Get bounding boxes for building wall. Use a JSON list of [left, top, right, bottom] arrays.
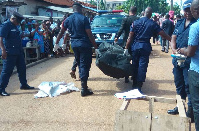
[[1, 0, 95, 18], [106, 1, 125, 10], [15, 0, 50, 15], [38, 8, 65, 17]]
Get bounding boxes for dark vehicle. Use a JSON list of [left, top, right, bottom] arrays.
[[91, 10, 126, 47]]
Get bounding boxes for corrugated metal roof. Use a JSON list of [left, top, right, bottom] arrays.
[[46, 6, 73, 13], [42, 0, 96, 8]]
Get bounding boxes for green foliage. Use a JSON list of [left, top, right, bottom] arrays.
[[173, 3, 181, 14], [99, 0, 106, 10], [89, 0, 106, 10], [89, 0, 97, 6], [115, 0, 180, 15]]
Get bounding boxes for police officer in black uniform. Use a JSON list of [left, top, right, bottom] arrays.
[[115, 6, 139, 83], [54, 3, 100, 97], [0, 12, 34, 96], [124, 7, 171, 93], [115, 6, 139, 47]]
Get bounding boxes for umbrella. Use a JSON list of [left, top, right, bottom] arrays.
[[96, 42, 133, 79]]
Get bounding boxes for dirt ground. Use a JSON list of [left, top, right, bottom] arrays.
[[0, 43, 195, 131]]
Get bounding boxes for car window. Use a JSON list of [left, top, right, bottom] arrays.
[[91, 15, 124, 28]]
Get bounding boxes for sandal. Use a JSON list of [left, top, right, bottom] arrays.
[[76, 78, 81, 81]]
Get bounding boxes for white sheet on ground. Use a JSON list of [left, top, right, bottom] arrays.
[[114, 89, 146, 99], [34, 82, 79, 98]]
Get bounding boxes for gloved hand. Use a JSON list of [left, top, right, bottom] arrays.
[[61, 44, 67, 50], [53, 44, 60, 52], [95, 49, 101, 57], [123, 49, 129, 56]]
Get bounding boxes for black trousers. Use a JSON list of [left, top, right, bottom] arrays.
[[188, 70, 199, 131]]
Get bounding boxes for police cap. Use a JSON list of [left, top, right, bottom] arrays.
[[13, 11, 24, 22], [183, 0, 193, 10], [73, 2, 82, 8]]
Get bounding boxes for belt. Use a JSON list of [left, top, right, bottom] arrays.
[[135, 39, 150, 43]]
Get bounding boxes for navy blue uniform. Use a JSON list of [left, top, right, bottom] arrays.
[[63, 12, 92, 81], [0, 20, 27, 92], [172, 18, 196, 107], [130, 17, 161, 82]]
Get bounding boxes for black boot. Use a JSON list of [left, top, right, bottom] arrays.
[[125, 77, 129, 83], [186, 106, 194, 123], [132, 77, 137, 89], [167, 106, 179, 115], [137, 81, 143, 93], [81, 81, 93, 97]]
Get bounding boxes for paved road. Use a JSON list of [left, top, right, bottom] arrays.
[[0, 45, 195, 131]]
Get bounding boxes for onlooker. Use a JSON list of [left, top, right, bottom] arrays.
[[0, 12, 6, 24], [115, 6, 139, 83], [52, 20, 63, 58], [27, 22, 33, 40], [124, 7, 171, 93], [31, 20, 45, 58], [176, 14, 181, 21], [174, 14, 182, 25], [152, 15, 160, 45], [161, 14, 174, 53], [42, 21, 51, 57], [49, 17, 56, 30], [54, 2, 100, 97], [168, 0, 196, 122], [20, 20, 29, 47], [140, 11, 145, 17], [159, 13, 165, 47], [0, 12, 34, 96], [178, 0, 199, 130]]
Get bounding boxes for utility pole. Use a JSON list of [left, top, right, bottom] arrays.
[[180, 0, 182, 10], [170, 0, 173, 10], [97, 0, 99, 11]]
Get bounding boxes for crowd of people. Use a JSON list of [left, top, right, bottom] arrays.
[[0, 0, 199, 130], [20, 16, 71, 59], [0, 13, 74, 61]]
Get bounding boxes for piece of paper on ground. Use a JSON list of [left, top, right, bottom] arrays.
[[114, 89, 146, 99]]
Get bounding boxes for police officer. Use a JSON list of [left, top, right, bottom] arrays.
[[124, 7, 171, 93], [167, 0, 196, 121], [0, 12, 34, 96], [115, 6, 139, 48], [54, 2, 100, 97], [115, 6, 139, 83]]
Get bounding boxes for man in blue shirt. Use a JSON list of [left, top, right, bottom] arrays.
[[178, 0, 199, 130], [168, 0, 196, 121], [124, 7, 171, 93], [54, 3, 99, 97], [0, 12, 34, 96]]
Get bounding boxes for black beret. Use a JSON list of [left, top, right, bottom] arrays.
[[13, 11, 24, 21], [73, 2, 82, 7]]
